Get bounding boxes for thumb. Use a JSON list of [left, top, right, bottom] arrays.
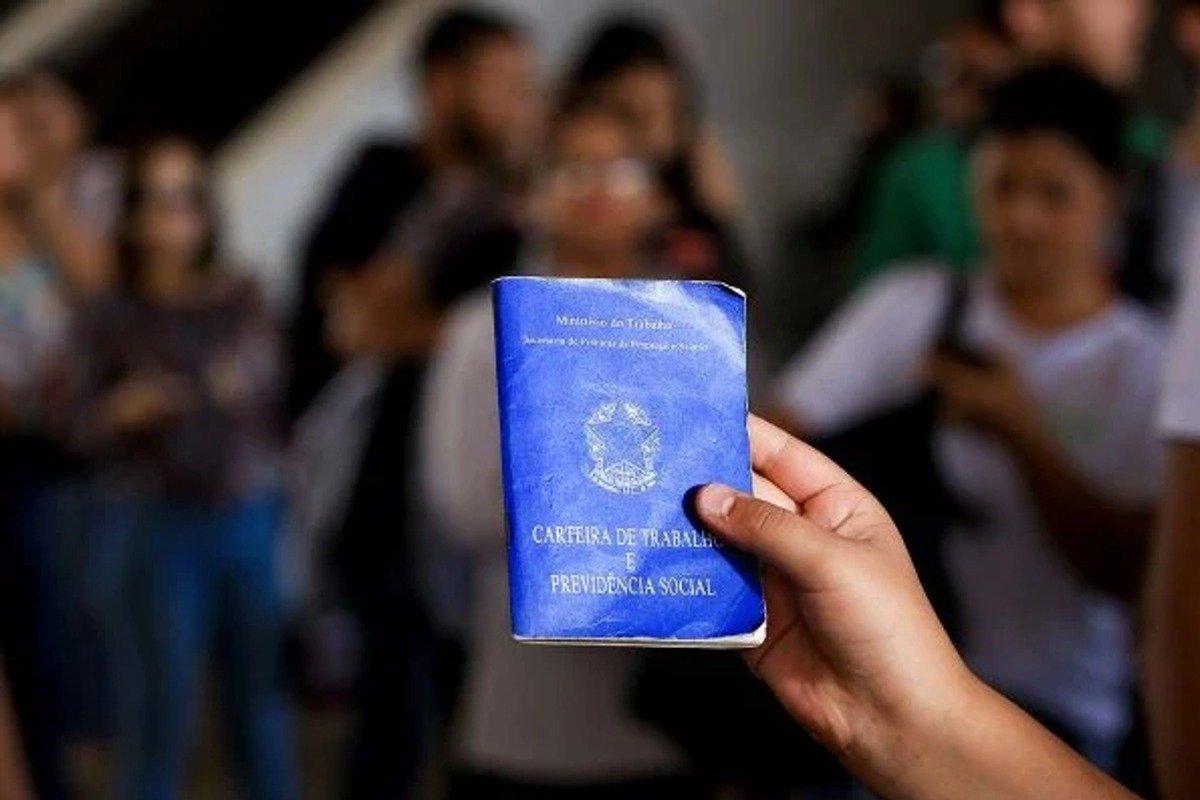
[[696, 483, 842, 591]]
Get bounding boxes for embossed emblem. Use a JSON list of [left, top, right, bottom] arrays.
[[584, 401, 661, 494]]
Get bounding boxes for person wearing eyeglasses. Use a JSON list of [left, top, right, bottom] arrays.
[[418, 100, 697, 799], [74, 136, 294, 800]]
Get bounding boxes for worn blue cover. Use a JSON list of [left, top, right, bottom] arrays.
[[493, 276, 764, 647]]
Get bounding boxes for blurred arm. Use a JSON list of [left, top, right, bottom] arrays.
[[0, 661, 33, 800], [690, 130, 744, 221], [420, 298, 505, 550], [26, 180, 114, 296], [1003, 420, 1153, 601], [325, 256, 443, 362], [206, 280, 282, 425], [771, 269, 943, 435], [1146, 442, 1200, 799], [930, 354, 1156, 601]]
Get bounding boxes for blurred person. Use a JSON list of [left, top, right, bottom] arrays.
[[853, 15, 1013, 282], [562, 17, 746, 284], [420, 100, 698, 799], [288, 6, 536, 421], [75, 136, 294, 800], [287, 9, 537, 799], [1146, 7, 1200, 780], [1001, 0, 1175, 306], [1158, 0, 1200, 292], [1146, 225, 1200, 799], [773, 66, 1163, 769], [0, 77, 77, 800], [1003, 0, 1153, 90], [856, 0, 1171, 294], [15, 70, 115, 296], [687, 417, 1139, 800]]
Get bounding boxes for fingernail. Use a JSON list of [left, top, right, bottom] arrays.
[[697, 484, 737, 519]]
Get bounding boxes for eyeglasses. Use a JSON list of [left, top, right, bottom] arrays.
[[546, 157, 652, 196]]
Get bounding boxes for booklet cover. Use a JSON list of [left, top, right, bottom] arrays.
[[492, 276, 765, 648]]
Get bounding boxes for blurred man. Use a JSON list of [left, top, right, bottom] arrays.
[[288, 7, 536, 419], [287, 8, 539, 800], [420, 100, 695, 799], [776, 65, 1164, 770]]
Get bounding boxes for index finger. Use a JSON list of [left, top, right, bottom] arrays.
[[747, 414, 860, 507]]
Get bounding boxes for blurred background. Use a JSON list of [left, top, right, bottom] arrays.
[[0, 0, 1195, 798]]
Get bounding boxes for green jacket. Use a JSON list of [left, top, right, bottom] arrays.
[[852, 116, 1169, 286]]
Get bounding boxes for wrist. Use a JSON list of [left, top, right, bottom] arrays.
[[846, 661, 990, 798]]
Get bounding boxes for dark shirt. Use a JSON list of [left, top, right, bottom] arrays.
[[76, 275, 280, 504], [287, 141, 430, 423], [292, 138, 521, 602]]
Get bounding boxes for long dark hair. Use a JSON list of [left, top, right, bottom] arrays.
[[117, 134, 218, 295]]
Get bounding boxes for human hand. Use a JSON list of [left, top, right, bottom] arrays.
[[325, 259, 439, 359], [102, 375, 190, 434], [695, 416, 977, 781], [206, 355, 247, 408], [928, 353, 1041, 440]]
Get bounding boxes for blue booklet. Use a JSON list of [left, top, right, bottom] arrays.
[[493, 276, 765, 647]]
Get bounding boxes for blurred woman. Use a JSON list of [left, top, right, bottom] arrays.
[[76, 136, 294, 800], [562, 17, 746, 284]]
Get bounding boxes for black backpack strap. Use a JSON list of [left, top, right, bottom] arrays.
[[1118, 156, 1168, 306], [934, 272, 972, 352]]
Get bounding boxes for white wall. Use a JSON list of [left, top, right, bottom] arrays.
[[215, 0, 969, 310]]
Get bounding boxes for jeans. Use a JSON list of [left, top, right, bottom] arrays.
[[110, 492, 297, 800]]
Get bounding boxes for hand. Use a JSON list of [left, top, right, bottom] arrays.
[[696, 416, 975, 774], [206, 356, 246, 408], [102, 375, 190, 434], [325, 259, 440, 359], [928, 354, 1041, 440], [696, 416, 1135, 800]]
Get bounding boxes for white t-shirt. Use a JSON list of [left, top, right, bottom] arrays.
[[419, 291, 685, 782], [1162, 234, 1200, 440], [775, 266, 1166, 744]]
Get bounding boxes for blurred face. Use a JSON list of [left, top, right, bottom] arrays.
[[596, 65, 687, 163], [19, 74, 86, 167], [974, 131, 1115, 291], [924, 26, 1014, 128], [433, 36, 540, 171], [1176, 4, 1200, 65], [1067, 0, 1153, 87], [0, 101, 30, 193], [541, 112, 662, 261], [1004, 0, 1152, 87], [130, 142, 211, 271]]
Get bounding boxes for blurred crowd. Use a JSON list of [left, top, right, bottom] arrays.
[[0, 0, 1199, 798]]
